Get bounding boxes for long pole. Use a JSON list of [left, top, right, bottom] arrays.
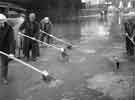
[[18, 33, 62, 51], [39, 31, 95, 54], [125, 33, 135, 45], [40, 30, 76, 47], [19, 32, 94, 54], [0, 51, 49, 76]]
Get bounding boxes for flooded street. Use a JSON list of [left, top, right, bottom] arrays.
[[0, 17, 135, 100]]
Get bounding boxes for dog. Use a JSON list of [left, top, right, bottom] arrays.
[[109, 56, 120, 72]]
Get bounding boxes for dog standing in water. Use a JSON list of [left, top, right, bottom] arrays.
[[113, 56, 120, 72], [109, 56, 120, 72]]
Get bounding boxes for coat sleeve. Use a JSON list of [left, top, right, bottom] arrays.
[[19, 21, 26, 33], [49, 22, 52, 33], [8, 25, 15, 54], [40, 21, 44, 30], [34, 22, 40, 39]]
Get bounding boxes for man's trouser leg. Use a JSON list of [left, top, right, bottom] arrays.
[[40, 34, 45, 47], [36, 43, 40, 57], [126, 37, 131, 55], [24, 39, 30, 60], [24, 44, 30, 60], [41, 34, 45, 42], [129, 42, 134, 56], [1, 55, 8, 80], [32, 42, 40, 57], [32, 41, 38, 60], [18, 38, 23, 57], [46, 35, 52, 44]]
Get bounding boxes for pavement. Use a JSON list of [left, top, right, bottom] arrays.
[[0, 17, 135, 100]]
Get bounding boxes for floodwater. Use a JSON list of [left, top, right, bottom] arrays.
[[0, 16, 135, 100]]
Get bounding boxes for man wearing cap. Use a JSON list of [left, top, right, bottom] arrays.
[[40, 17, 52, 44], [0, 14, 15, 84]]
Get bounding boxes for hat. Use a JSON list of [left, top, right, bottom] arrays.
[[42, 17, 49, 23], [44, 17, 49, 20], [0, 14, 7, 22]]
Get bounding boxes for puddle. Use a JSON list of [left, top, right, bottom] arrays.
[[48, 79, 64, 88], [86, 72, 134, 99], [38, 58, 49, 62], [81, 49, 96, 54], [26, 96, 33, 100], [24, 82, 45, 95], [16, 99, 23, 100], [24, 79, 64, 95], [69, 56, 87, 63], [61, 97, 75, 100]]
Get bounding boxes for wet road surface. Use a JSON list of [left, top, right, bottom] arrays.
[[0, 18, 135, 100]]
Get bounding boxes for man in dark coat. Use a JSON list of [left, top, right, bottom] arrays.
[[0, 14, 15, 85], [20, 13, 40, 61], [124, 13, 135, 56]]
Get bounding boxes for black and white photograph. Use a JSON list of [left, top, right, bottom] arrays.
[[0, 0, 135, 100]]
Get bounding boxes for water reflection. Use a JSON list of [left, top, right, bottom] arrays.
[[53, 22, 81, 43], [10, 16, 111, 45], [54, 19, 110, 44], [80, 20, 110, 41]]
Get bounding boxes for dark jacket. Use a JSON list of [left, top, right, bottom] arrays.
[[40, 22, 52, 34], [20, 20, 39, 38], [0, 22, 15, 54], [19, 20, 40, 58], [124, 18, 135, 37]]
